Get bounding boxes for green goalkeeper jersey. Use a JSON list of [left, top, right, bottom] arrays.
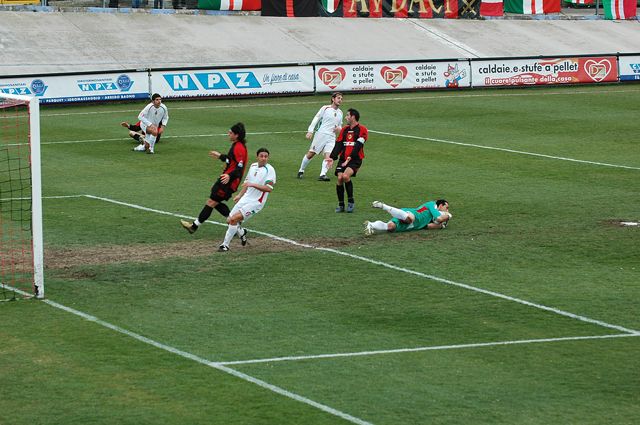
[[391, 201, 442, 233]]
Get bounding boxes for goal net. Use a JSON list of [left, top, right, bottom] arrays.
[[0, 94, 43, 300]]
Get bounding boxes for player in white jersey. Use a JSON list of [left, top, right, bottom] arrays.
[[129, 93, 169, 154], [297, 92, 343, 181], [218, 147, 276, 252]]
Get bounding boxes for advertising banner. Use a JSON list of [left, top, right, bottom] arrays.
[[472, 56, 618, 87], [319, 0, 481, 18], [619, 55, 640, 81], [315, 61, 471, 92], [152, 66, 315, 98], [0, 72, 149, 104]]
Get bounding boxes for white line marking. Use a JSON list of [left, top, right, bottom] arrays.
[[218, 333, 639, 365], [370, 130, 640, 170], [26, 87, 640, 119], [0, 195, 85, 201], [83, 194, 640, 335], [7, 130, 306, 147], [1, 283, 373, 425]]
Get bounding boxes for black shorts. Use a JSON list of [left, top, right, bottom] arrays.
[[209, 180, 235, 202], [335, 160, 362, 177]]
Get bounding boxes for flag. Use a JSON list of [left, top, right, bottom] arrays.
[[262, 0, 318, 15], [602, 0, 637, 19], [563, 0, 593, 4], [480, 0, 503, 16], [334, 0, 480, 18], [504, 0, 560, 13], [198, 0, 261, 9]]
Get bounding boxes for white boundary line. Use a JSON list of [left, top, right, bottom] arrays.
[[369, 130, 640, 170], [83, 194, 640, 335], [1, 284, 372, 425], [218, 333, 639, 365], [17, 128, 640, 171]]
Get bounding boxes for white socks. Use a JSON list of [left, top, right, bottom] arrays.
[[299, 156, 311, 172], [383, 205, 409, 221], [223, 224, 239, 247], [320, 159, 330, 176], [371, 221, 389, 233]]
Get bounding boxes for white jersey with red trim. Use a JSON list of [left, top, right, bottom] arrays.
[[242, 162, 276, 204]]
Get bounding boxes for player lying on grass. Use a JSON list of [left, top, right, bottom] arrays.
[[217, 147, 276, 252], [364, 199, 451, 235]]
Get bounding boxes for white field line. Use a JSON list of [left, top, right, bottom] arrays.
[[1, 283, 373, 425], [218, 333, 639, 365], [5, 130, 306, 147], [370, 130, 640, 171], [16, 128, 640, 171], [83, 194, 640, 335], [0, 195, 85, 201], [18, 87, 640, 119]]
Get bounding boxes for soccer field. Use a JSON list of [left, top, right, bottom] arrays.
[[2, 84, 639, 424]]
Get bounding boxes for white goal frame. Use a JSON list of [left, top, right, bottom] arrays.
[[0, 93, 44, 298]]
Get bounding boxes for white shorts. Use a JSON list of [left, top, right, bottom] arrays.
[[231, 198, 264, 222], [309, 133, 336, 155], [140, 123, 156, 143]]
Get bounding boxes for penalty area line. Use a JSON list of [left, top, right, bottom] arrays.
[[370, 130, 640, 171], [1, 284, 373, 425], [83, 194, 640, 336], [218, 333, 639, 365]]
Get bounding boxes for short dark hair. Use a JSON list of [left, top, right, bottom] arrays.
[[347, 108, 360, 121], [331, 92, 343, 99], [230, 122, 246, 142], [257, 147, 270, 156], [151, 93, 162, 101], [436, 199, 448, 207]]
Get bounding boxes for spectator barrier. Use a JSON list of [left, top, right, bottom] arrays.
[[0, 53, 637, 103]]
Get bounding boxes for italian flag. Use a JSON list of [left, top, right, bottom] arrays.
[[504, 0, 560, 13], [602, 0, 637, 19], [322, 0, 340, 13], [564, 0, 593, 4], [480, 0, 504, 16], [198, 0, 261, 10]]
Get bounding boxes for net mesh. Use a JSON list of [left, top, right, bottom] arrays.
[[0, 97, 34, 300]]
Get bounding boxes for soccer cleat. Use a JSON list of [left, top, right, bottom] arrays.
[[371, 200, 384, 209], [335, 205, 345, 213], [147, 148, 155, 154], [240, 228, 248, 246], [297, 171, 304, 179], [133, 144, 146, 152], [317, 175, 330, 182], [120, 121, 130, 128], [180, 220, 197, 234], [363, 220, 375, 236], [346, 203, 355, 213], [217, 245, 229, 252]]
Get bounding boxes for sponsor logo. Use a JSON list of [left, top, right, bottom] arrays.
[[30, 79, 48, 96], [116, 74, 134, 91], [627, 63, 640, 74], [318, 67, 346, 89], [583, 59, 612, 82], [162, 72, 261, 92], [380, 66, 407, 88]]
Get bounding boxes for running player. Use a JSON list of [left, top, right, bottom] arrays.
[[364, 199, 452, 235], [218, 147, 276, 252], [181, 123, 249, 237], [297, 92, 343, 181]]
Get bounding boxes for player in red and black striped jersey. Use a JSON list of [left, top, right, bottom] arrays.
[[181, 123, 249, 236], [328, 108, 368, 213]]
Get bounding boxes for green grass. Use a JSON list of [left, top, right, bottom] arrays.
[[2, 84, 639, 424]]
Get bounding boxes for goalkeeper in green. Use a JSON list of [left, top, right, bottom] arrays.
[[364, 199, 451, 235]]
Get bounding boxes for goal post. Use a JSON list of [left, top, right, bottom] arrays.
[[0, 93, 44, 299]]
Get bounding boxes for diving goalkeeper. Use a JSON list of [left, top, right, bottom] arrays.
[[364, 199, 451, 235]]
